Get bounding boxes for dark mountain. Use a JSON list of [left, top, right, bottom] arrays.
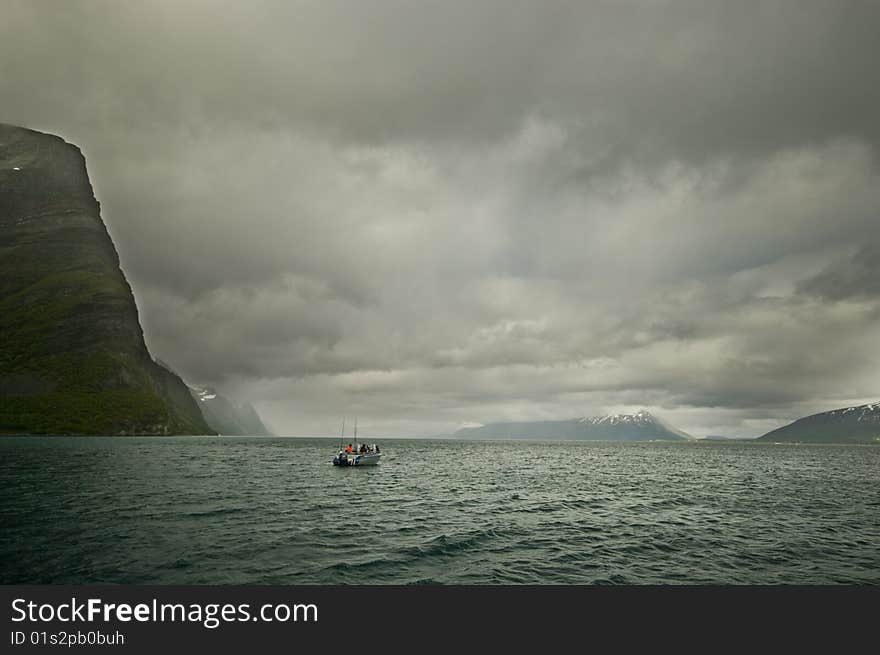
[[190, 387, 273, 436], [756, 402, 880, 444], [0, 123, 213, 435], [454, 410, 691, 441]]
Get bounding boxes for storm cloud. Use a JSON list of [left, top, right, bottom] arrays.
[[2, 1, 879, 437]]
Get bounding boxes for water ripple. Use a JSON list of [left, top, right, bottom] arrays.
[[1, 437, 878, 584]]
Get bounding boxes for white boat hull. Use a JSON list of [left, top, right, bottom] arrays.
[[332, 451, 381, 466], [352, 452, 381, 466]]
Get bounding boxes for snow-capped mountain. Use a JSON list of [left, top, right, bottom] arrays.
[[756, 401, 880, 444], [453, 410, 691, 441], [579, 409, 661, 427]]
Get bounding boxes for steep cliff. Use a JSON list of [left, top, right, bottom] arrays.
[[191, 387, 274, 436], [0, 123, 213, 435]]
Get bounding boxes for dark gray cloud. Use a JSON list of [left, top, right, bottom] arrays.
[[797, 243, 880, 301], [2, 1, 879, 437]]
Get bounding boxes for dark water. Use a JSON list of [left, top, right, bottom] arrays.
[[1, 437, 878, 584]]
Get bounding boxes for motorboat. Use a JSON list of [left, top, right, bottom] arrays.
[[332, 418, 381, 466], [332, 447, 381, 466]]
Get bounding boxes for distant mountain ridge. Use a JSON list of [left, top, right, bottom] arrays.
[[756, 401, 880, 444], [190, 387, 273, 436], [454, 410, 690, 441]]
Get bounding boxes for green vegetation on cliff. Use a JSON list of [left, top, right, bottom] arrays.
[[0, 123, 213, 435]]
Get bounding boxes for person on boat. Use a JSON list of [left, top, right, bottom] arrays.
[[345, 443, 353, 453], [375, 444, 380, 453]]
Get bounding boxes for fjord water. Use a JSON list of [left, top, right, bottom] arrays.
[[1, 437, 877, 584]]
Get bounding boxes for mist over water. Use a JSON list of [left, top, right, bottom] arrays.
[[1, 437, 878, 584]]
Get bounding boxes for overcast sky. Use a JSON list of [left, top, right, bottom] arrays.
[[3, 1, 879, 437]]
